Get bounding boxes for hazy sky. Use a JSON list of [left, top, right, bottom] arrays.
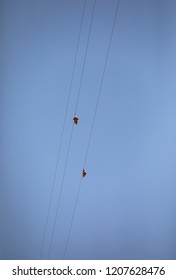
[[1, 0, 176, 260]]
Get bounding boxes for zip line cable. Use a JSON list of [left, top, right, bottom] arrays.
[[62, 0, 121, 259], [75, 0, 97, 114], [48, 124, 74, 259], [47, 0, 96, 259], [63, 176, 82, 259], [83, 1, 120, 169], [39, 0, 87, 259]]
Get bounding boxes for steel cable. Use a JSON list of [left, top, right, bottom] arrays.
[[40, 0, 87, 259], [63, 0, 121, 259]]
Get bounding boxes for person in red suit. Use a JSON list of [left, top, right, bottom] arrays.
[[73, 114, 79, 125]]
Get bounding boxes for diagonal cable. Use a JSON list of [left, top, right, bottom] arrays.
[[48, 124, 74, 259], [75, 0, 97, 113], [40, 0, 87, 259], [63, 0, 121, 259], [63, 176, 82, 259], [48, 0, 97, 259]]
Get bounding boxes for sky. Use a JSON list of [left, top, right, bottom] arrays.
[[1, 0, 176, 260]]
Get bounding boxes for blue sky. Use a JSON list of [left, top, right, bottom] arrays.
[[1, 0, 176, 260]]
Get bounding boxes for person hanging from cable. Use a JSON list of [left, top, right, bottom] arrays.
[[73, 114, 79, 125], [82, 169, 87, 177]]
